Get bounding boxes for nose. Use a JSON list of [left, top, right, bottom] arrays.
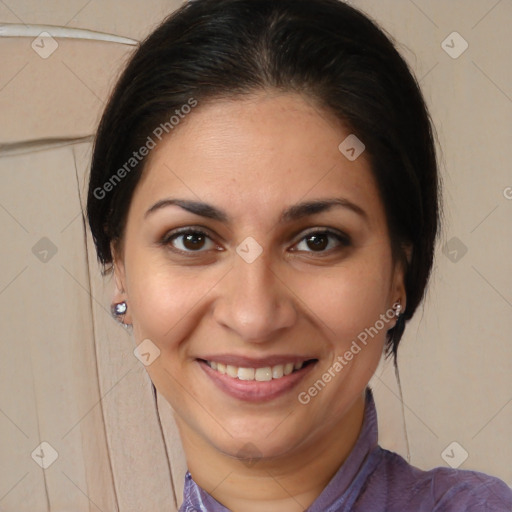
[[212, 249, 298, 342]]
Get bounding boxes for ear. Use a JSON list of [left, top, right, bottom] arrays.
[[391, 243, 412, 315], [111, 241, 132, 325]]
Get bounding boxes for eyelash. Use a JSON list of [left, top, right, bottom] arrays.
[[160, 226, 351, 257]]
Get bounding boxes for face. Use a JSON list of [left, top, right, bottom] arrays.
[[112, 92, 406, 460]]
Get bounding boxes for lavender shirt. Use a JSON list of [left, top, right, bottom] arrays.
[[179, 387, 512, 511]]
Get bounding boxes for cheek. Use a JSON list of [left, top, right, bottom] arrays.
[[127, 262, 210, 348], [301, 257, 392, 343]]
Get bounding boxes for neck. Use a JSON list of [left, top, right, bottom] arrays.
[[176, 391, 367, 512]]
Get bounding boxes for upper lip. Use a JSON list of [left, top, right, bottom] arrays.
[[198, 354, 317, 368]]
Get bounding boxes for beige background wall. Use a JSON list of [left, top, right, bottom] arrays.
[[1, 0, 511, 510]]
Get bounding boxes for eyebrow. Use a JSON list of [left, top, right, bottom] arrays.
[[144, 197, 368, 223]]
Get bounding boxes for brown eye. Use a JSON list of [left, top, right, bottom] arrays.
[[305, 233, 329, 251], [294, 229, 351, 253], [182, 232, 207, 250], [162, 229, 217, 253]]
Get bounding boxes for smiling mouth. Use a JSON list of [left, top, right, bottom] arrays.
[[198, 358, 318, 382]]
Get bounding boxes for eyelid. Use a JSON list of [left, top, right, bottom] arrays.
[[160, 226, 222, 254], [292, 226, 350, 242], [162, 225, 215, 240]]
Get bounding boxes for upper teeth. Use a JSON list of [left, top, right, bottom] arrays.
[[207, 361, 304, 381]]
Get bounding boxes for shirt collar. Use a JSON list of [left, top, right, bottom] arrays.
[[180, 386, 379, 512]]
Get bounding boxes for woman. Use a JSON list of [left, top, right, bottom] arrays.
[[86, 0, 512, 510]]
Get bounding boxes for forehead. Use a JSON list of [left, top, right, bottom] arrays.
[[130, 92, 384, 227]]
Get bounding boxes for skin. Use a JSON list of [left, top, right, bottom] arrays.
[[111, 91, 408, 512]]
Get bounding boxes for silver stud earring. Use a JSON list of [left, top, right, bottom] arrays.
[[394, 302, 402, 318], [111, 301, 131, 328], [111, 301, 127, 317]]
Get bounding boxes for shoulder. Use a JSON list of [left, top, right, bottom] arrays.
[[369, 446, 512, 511]]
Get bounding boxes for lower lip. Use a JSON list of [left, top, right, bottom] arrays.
[[197, 359, 317, 403]]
